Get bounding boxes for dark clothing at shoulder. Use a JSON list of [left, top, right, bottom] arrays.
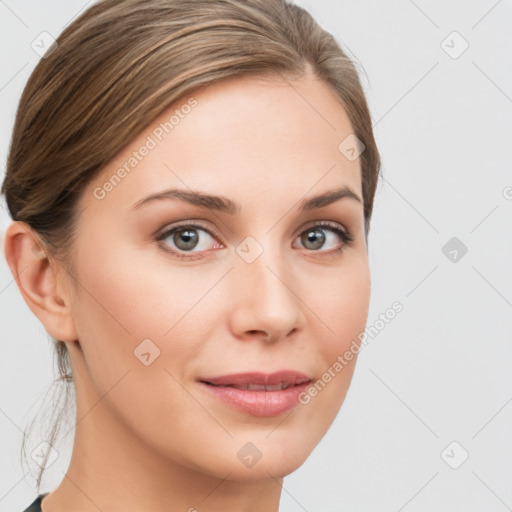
[[22, 493, 48, 512]]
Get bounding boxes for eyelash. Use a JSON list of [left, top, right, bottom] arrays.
[[155, 220, 355, 260]]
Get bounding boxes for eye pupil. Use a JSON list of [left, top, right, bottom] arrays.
[[302, 229, 325, 250], [174, 229, 199, 250]]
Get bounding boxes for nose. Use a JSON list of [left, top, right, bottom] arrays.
[[227, 246, 306, 343]]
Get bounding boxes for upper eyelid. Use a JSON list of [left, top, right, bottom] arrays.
[[295, 219, 347, 233], [156, 220, 219, 241]]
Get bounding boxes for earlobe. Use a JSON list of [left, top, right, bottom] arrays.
[[3, 221, 78, 343]]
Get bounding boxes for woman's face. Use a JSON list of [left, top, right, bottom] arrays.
[[64, 71, 370, 480]]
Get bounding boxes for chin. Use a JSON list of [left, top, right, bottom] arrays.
[[223, 436, 316, 481], [173, 433, 314, 482], [217, 454, 308, 482]]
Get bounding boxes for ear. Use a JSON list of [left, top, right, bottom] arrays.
[[3, 221, 78, 343]]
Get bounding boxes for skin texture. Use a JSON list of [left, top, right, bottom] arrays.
[[5, 71, 371, 512]]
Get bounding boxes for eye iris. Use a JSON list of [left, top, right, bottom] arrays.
[[174, 228, 199, 250], [302, 229, 325, 250]]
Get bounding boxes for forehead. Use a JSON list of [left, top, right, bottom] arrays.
[[82, 72, 362, 214]]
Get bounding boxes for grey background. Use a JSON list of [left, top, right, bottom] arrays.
[[1, 1, 511, 511]]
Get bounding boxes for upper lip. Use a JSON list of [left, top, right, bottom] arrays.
[[199, 370, 312, 387]]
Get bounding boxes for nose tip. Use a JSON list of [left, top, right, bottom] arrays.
[[228, 251, 306, 342]]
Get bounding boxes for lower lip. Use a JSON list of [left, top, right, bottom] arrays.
[[198, 381, 312, 417]]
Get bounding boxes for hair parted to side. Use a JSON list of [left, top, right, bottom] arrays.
[[1, 0, 381, 491]]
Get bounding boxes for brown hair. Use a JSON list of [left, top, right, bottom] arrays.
[[1, 0, 381, 491]]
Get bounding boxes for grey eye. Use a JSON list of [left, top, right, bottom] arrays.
[[300, 228, 326, 250]]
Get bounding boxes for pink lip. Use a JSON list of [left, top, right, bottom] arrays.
[[197, 371, 313, 417]]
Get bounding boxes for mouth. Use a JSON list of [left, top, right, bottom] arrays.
[[202, 382, 300, 391], [198, 370, 312, 388], [197, 371, 313, 417]]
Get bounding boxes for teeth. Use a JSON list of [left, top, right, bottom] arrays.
[[231, 383, 291, 391]]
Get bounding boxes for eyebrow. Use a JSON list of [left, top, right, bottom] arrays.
[[129, 185, 362, 214]]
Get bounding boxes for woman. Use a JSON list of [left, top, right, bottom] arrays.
[[2, 0, 381, 510]]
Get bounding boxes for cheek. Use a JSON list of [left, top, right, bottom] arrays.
[[72, 238, 218, 341], [69, 241, 225, 403], [312, 256, 371, 358], [69, 247, 213, 445]]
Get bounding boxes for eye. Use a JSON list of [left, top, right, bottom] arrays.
[[294, 221, 354, 256], [156, 222, 222, 260], [156, 220, 355, 261]]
